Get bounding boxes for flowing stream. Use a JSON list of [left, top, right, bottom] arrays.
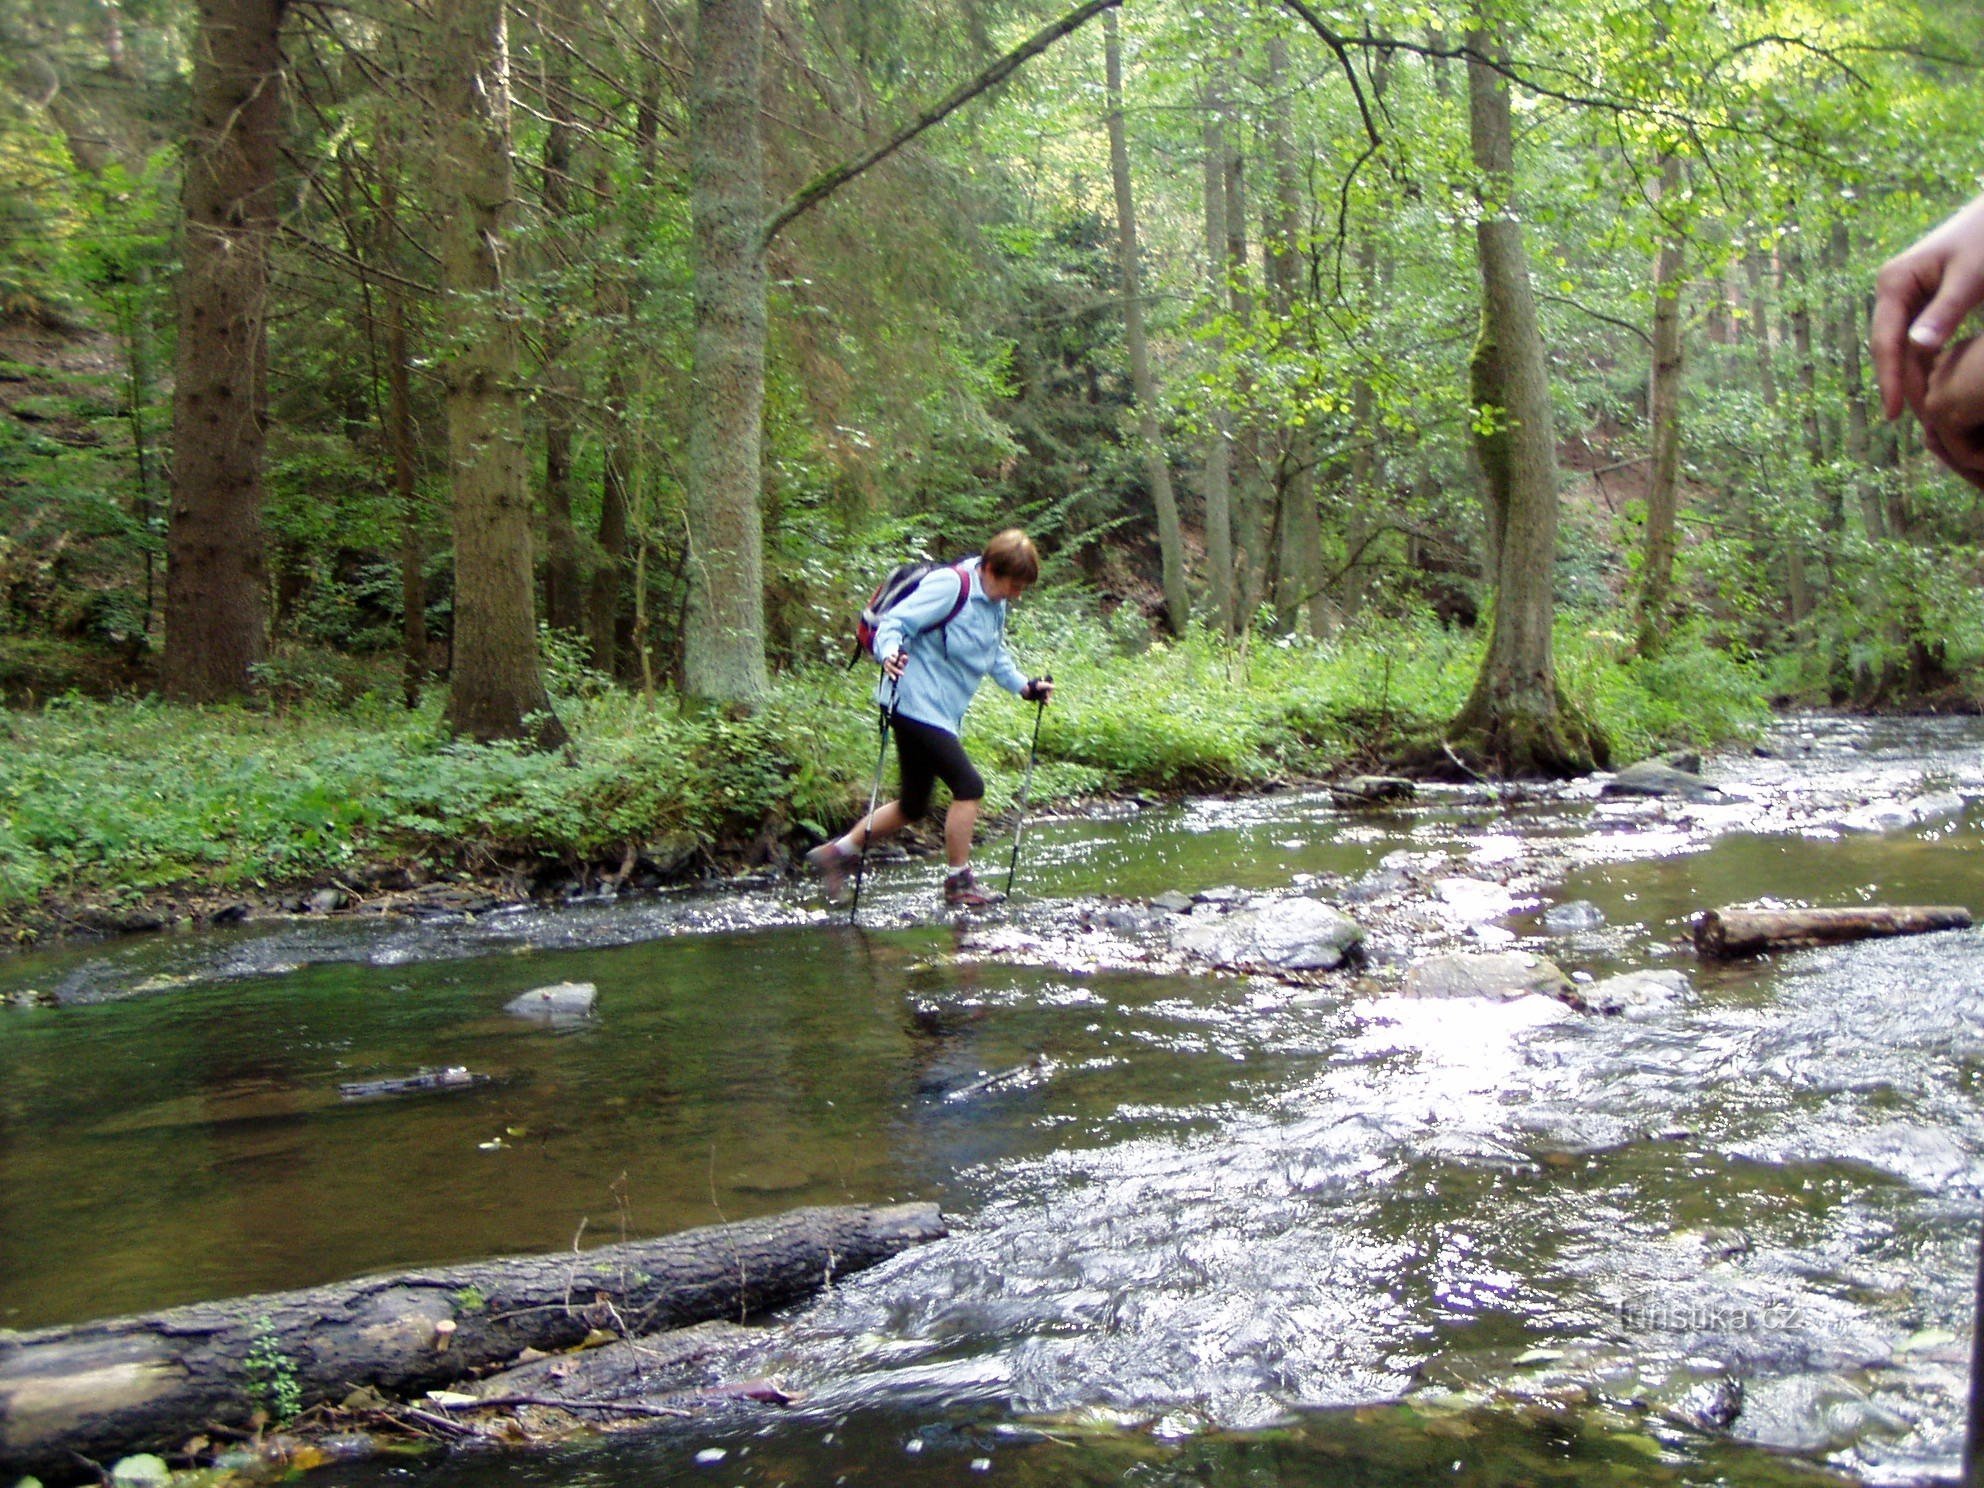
[[5, 716, 1984, 1485]]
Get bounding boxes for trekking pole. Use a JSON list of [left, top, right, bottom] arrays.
[[1005, 676, 1051, 899], [849, 677, 898, 925]]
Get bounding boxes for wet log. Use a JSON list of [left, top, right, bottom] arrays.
[[0, 1202, 945, 1481], [1694, 905, 1972, 959]]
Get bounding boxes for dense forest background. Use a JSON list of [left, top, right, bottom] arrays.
[[3, 0, 1984, 767]]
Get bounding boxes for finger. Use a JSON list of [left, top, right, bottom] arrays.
[[1900, 347, 1936, 426], [1906, 259, 1984, 361], [1872, 265, 1929, 419]]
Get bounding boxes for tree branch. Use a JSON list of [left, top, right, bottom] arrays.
[[761, 0, 1123, 250]]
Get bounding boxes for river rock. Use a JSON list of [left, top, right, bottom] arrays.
[[642, 831, 700, 878], [306, 887, 347, 914], [1541, 899, 1606, 933], [1341, 864, 1411, 903], [505, 980, 598, 1024], [109, 1458, 170, 1488], [1191, 885, 1251, 908], [1836, 790, 1965, 834], [1170, 897, 1365, 973], [1402, 951, 1572, 1002], [1572, 968, 1688, 1018], [1601, 759, 1727, 801], [1087, 904, 1169, 936], [1331, 775, 1416, 807], [1150, 891, 1195, 914]]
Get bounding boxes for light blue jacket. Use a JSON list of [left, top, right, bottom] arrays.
[[872, 556, 1030, 735]]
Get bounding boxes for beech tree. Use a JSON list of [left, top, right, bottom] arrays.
[[1445, 11, 1594, 776]]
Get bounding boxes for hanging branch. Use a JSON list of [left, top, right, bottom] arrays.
[[761, 0, 1123, 250]]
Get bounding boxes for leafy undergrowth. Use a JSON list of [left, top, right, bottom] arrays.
[[0, 611, 1768, 934]]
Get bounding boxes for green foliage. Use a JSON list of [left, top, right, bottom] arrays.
[[0, 604, 1773, 919], [244, 1316, 302, 1424]]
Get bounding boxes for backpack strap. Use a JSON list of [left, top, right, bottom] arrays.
[[933, 561, 973, 633]]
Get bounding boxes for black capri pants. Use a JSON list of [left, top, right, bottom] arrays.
[[890, 712, 984, 818]]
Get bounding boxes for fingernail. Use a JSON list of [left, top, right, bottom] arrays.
[[1910, 321, 1945, 349]]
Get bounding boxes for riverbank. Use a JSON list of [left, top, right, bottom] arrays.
[[0, 613, 1770, 949]]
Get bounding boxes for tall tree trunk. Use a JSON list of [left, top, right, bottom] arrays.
[[1341, 53, 1391, 621], [683, 0, 772, 705], [162, 0, 287, 702], [378, 171, 429, 708], [1264, 30, 1323, 637], [539, 0, 584, 637], [1446, 15, 1591, 778], [434, 0, 568, 748], [1635, 152, 1685, 656], [1831, 219, 1882, 540], [1199, 73, 1235, 640], [1744, 250, 1804, 623], [1223, 91, 1268, 629], [1104, 9, 1187, 635], [589, 163, 634, 678]]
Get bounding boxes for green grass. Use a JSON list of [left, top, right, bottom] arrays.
[[0, 610, 1768, 922]]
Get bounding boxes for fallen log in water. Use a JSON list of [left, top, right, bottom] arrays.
[[1694, 905, 1972, 959], [0, 1202, 945, 1481]]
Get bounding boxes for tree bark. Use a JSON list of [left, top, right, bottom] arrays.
[[1263, 31, 1324, 638], [1635, 152, 1685, 657], [433, 0, 568, 747], [589, 237, 634, 678], [539, 0, 585, 638], [1446, 13, 1592, 778], [161, 0, 287, 702], [1104, 8, 1187, 635], [0, 1204, 945, 1482], [1199, 73, 1236, 640], [1223, 87, 1269, 629], [1695, 906, 1972, 959], [379, 173, 429, 709], [683, 0, 773, 705], [1744, 250, 1804, 623]]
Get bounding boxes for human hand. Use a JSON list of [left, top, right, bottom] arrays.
[[1923, 333, 1984, 490], [1874, 193, 1984, 423], [883, 650, 908, 680], [1022, 675, 1054, 704]]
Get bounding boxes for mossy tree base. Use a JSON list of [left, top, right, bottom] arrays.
[[1445, 685, 1607, 781]]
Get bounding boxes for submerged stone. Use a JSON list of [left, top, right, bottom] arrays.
[[1574, 969, 1688, 1018], [1401, 951, 1572, 1002], [1541, 900, 1606, 933], [1837, 791, 1965, 834], [1170, 896, 1365, 972], [1601, 759, 1728, 801], [504, 980, 598, 1023]]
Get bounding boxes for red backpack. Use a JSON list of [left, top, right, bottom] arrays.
[[851, 559, 971, 665]]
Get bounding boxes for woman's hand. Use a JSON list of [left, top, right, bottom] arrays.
[[1874, 193, 1984, 424]]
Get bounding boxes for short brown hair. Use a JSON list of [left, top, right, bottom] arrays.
[[982, 528, 1039, 585]]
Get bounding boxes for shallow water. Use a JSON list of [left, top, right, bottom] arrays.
[[4, 715, 1984, 1485]]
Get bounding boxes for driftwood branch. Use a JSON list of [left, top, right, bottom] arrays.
[[0, 1203, 945, 1481], [761, 0, 1123, 248], [1694, 905, 1972, 959]]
